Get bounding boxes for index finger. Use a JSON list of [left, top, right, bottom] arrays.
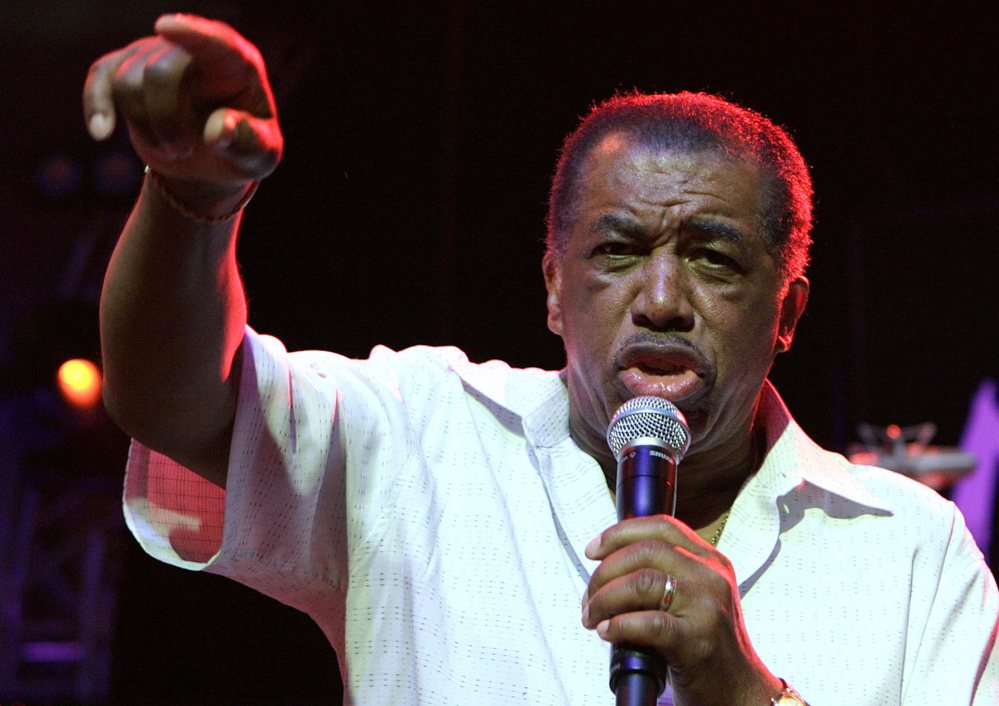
[[154, 14, 265, 73], [585, 514, 708, 561]]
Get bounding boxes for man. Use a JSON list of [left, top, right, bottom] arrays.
[[85, 14, 998, 706]]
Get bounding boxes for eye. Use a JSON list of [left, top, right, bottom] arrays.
[[689, 248, 745, 275], [590, 242, 637, 259]]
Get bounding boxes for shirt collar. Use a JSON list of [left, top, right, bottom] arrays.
[[754, 381, 891, 512], [450, 357, 571, 448], [452, 359, 891, 512]]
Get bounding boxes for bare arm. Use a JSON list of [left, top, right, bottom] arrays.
[[84, 15, 283, 487]]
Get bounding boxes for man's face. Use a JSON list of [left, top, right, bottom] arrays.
[[543, 133, 808, 468]]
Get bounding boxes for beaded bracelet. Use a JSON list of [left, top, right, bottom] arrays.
[[144, 166, 259, 225]]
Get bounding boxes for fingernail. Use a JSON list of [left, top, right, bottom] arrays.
[[88, 113, 112, 140], [214, 112, 240, 150], [596, 620, 610, 638], [585, 536, 600, 558], [581, 601, 590, 625]]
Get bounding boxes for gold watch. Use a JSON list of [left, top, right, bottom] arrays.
[[771, 678, 808, 705]]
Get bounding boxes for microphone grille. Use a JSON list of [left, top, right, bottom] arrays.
[[606, 396, 691, 461]]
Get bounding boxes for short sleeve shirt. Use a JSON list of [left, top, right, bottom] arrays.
[[124, 327, 999, 705]]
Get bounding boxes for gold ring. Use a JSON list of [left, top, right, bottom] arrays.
[[659, 574, 677, 612]]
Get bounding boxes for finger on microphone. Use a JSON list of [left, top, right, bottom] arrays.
[[596, 620, 611, 639], [585, 534, 603, 559]]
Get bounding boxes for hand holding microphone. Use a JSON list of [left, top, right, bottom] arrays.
[[584, 397, 781, 706], [604, 396, 690, 705]]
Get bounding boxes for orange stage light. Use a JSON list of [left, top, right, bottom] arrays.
[[57, 358, 102, 410]]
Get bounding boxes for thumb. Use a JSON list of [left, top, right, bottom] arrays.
[[204, 107, 283, 180]]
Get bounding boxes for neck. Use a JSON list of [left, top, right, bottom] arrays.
[[679, 422, 763, 530], [593, 420, 763, 535]]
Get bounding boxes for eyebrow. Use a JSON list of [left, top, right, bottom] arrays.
[[590, 213, 749, 248], [684, 217, 748, 248], [590, 213, 646, 237]]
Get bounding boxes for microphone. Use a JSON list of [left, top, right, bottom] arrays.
[[605, 396, 691, 706]]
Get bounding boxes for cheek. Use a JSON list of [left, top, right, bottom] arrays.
[[562, 279, 629, 328], [696, 293, 780, 352], [559, 291, 630, 371]]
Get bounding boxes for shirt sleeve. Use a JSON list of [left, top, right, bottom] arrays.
[[122, 326, 396, 621], [903, 501, 999, 705]]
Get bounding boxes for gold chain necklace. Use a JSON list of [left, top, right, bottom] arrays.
[[709, 510, 731, 547], [708, 427, 759, 547]]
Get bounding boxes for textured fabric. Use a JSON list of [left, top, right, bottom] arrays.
[[124, 327, 999, 705]]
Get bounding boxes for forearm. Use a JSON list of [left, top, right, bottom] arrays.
[[100, 177, 248, 486], [87, 14, 283, 486]]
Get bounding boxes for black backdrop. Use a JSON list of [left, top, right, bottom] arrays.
[[2, 1, 997, 702]]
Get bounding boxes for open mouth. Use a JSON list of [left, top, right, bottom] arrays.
[[634, 360, 692, 375], [619, 365, 702, 400], [616, 341, 708, 402]]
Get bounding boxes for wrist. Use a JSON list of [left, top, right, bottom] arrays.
[[144, 167, 258, 224]]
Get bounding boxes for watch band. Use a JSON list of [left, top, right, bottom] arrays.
[[770, 678, 808, 705]]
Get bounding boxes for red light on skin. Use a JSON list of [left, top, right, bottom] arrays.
[[57, 358, 102, 410]]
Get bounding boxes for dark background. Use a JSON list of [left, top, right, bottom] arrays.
[[2, 1, 997, 702]]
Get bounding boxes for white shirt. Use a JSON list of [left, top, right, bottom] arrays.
[[124, 327, 999, 705]]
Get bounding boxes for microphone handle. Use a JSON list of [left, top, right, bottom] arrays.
[[615, 444, 677, 520], [611, 444, 676, 705]]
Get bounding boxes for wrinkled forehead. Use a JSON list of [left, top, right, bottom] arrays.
[[576, 131, 770, 214], [582, 130, 762, 182]]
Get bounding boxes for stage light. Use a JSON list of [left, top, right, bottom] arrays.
[[57, 358, 102, 410], [35, 153, 83, 199], [93, 148, 141, 196]]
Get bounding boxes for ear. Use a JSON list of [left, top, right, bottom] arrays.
[[775, 276, 809, 354], [542, 251, 564, 336]]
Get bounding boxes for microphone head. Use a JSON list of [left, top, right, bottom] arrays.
[[606, 396, 691, 462]]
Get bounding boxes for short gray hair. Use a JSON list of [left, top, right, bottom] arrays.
[[546, 92, 813, 284]]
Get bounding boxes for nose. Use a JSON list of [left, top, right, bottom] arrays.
[[630, 250, 694, 332]]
